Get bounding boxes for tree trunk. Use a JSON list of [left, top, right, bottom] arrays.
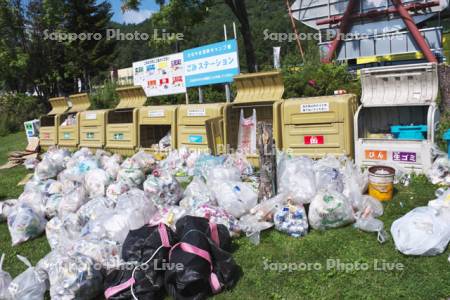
[[224, 0, 257, 72], [438, 64, 450, 111]]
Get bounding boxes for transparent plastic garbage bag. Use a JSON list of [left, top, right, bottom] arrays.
[[7, 204, 47, 246], [8, 255, 47, 300], [309, 190, 354, 230], [0, 253, 12, 300]]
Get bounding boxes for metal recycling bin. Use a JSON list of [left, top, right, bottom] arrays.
[[355, 63, 440, 173], [105, 86, 147, 156], [177, 103, 226, 152], [281, 94, 357, 158], [39, 97, 69, 151], [207, 71, 284, 166], [79, 109, 109, 151], [58, 93, 91, 150], [139, 105, 178, 159]]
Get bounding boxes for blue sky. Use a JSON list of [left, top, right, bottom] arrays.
[[105, 0, 160, 24]]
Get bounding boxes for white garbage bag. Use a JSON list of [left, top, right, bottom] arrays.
[[130, 151, 156, 173], [0, 199, 17, 223], [391, 206, 450, 256], [84, 169, 112, 198], [106, 182, 130, 202], [277, 155, 317, 204], [117, 167, 145, 188], [42, 179, 63, 195], [249, 193, 287, 220], [148, 206, 187, 231], [47, 254, 103, 300], [34, 158, 58, 180], [213, 181, 258, 218], [101, 154, 122, 181], [8, 255, 47, 300], [237, 109, 257, 155], [274, 204, 309, 238], [314, 165, 344, 193], [7, 204, 47, 246], [17, 189, 46, 217], [143, 170, 183, 206], [46, 213, 81, 251], [179, 177, 215, 209], [309, 190, 354, 230], [70, 239, 122, 270], [206, 165, 241, 184], [158, 131, 172, 150], [44, 193, 62, 219], [190, 204, 240, 236], [77, 196, 115, 226], [0, 253, 12, 300], [58, 184, 88, 217]]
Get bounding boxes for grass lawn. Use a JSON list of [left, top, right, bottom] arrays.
[[0, 132, 449, 299]]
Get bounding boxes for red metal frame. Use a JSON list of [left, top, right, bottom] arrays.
[[321, 0, 438, 63]]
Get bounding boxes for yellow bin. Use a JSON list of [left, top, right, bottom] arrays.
[[79, 109, 109, 151], [368, 165, 395, 201], [177, 103, 225, 152], [207, 71, 284, 166], [282, 94, 357, 158], [39, 97, 69, 151], [58, 93, 91, 150], [105, 86, 147, 156], [139, 105, 178, 159]]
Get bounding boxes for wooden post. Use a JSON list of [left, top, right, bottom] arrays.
[[438, 64, 450, 111], [257, 121, 277, 202]]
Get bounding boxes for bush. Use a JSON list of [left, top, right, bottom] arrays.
[[0, 93, 46, 136], [437, 111, 450, 153], [89, 81, 119, 109]]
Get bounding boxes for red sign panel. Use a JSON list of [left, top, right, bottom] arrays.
[[304, 135, 324, 145]]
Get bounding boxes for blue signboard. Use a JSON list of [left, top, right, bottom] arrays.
[[183, 39, 240, 88]]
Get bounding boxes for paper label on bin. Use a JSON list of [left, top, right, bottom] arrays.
[[43, 133, 50, 139], [63, 132, 71, 139], [148, 110, 165, 118], [187, 108, 206, 117], [188, 135, 203, 143], [393, 151, 416, 163], [113, 133, 124, 141], [300, 103, 329, 113], [365, 150, 387, 160], [86, 132, 94, 139], [304, 136, 324, 145], [86, 112, 97, 120]]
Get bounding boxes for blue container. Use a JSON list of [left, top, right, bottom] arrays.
[[391, 125, 427, 140], [444, 129, 450, 158]]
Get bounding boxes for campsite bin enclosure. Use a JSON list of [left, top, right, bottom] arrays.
[[139, 105, 178, 158], [58, 93, 91, 150], [208, 71, 284, 166], [355, 63, 440, 173], [177, 103, 225, 151], [281, 94, 357, 158], [105, 86, 147, 156], [39, 97, 69, 150]]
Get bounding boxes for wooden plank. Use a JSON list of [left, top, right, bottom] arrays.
[[257, 121, 277, 202]]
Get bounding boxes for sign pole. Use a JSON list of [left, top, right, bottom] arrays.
[[198, 87, 204, 103], [185, 92, 189, 104], [224, 24, 231, 103]]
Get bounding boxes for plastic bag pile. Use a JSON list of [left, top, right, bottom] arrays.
[[0, 147, 383, 299]]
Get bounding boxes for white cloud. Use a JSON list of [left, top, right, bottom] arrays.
[[122, 9, 154, 24]]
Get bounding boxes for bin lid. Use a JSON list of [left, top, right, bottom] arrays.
[[234, 71, 284, 103], [115, 86, 147, 109], [360, 63, 438, 107], [48, 97, 69, 115], [68, 93, 91, 113]]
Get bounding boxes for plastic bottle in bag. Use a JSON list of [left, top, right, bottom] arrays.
[[84, 169, 112, 198], [117, 167, 145, 188], [274, 204, 309, 238], [8, 255, 47, 300], [179, 177, 215, 209], [143, 170, 183, 206], [213, 181, 258, 218]]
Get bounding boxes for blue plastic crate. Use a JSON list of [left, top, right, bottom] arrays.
[[444, 129, 450, 158], [391, 125, 427, 140]]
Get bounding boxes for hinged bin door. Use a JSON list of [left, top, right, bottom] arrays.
[[178, 103, 225, 126], [206, 117, 225, 155], [67, 93, 91, 113], [360, 63, 438, 107], [283, 94, 356, 125], [48, 97, 69, 115], [140, 106, 177, 125], [234, 71, 284, 103], [115, 86, 147, 109]]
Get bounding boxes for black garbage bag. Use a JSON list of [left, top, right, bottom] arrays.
[[122, 223, 177, 262], [175, 215, 231, 251], [104, 223, 177, 299], [104, 265, 164, 300], [165, 230, 240, 300]]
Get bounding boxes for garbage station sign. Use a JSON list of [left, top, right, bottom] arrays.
[[133, 39, 240, 97]]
